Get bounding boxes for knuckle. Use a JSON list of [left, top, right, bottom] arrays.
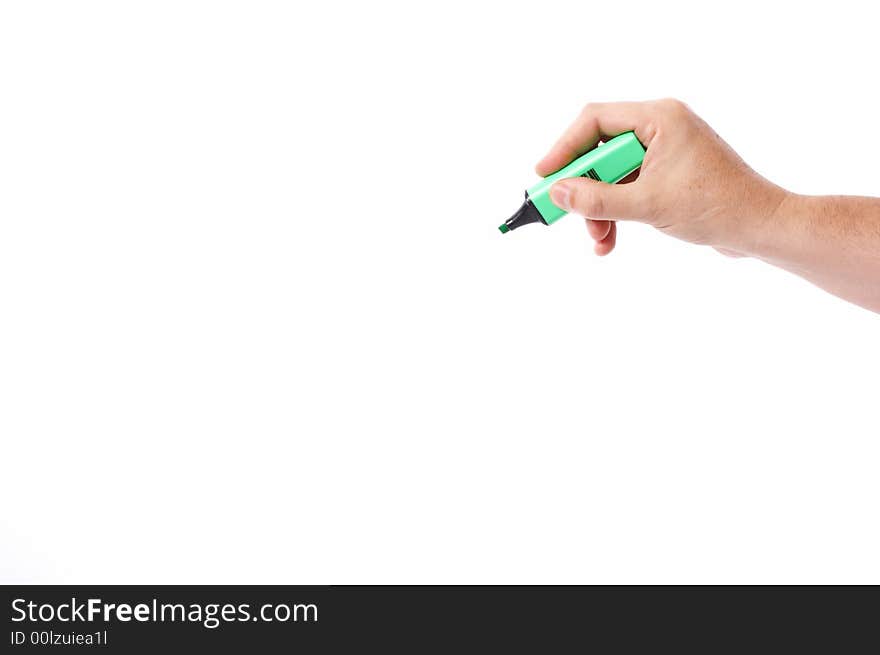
[[579, 102, 604, 128], [580, 101, 598, 116], [652, 98, 694, 133], [676, 100, 694, 116], [658, 97, 689, 116]]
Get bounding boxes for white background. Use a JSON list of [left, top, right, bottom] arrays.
[[1, 1, 878, 584]]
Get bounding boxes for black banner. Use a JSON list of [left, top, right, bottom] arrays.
[[1, 586, 876, 651]]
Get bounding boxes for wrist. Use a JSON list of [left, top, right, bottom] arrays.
[[725, 184, 796, 259]]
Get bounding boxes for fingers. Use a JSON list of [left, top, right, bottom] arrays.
[[594, 221, 616, 256], [585, 218, 611, 241], [580, 167, 637, 256], [536, 101, 656, 176], [589, 220, 616, 256], [549, 177, 651, 222]]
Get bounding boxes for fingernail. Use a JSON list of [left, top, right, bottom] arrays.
[[550, 182, 571, 210]]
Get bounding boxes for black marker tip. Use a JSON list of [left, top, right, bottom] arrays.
[[499, 198, 545, 234]]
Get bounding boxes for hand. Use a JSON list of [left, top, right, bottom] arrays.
[[536, 99, 787, 257]]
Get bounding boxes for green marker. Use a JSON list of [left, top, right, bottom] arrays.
[[498, 131, 645, 233]]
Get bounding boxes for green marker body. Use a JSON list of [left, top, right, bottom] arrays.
[[499, 131, 645, 233]]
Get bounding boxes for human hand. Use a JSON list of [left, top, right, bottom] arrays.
[[536, 99, 787, 256]]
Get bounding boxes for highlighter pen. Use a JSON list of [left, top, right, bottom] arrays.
[[498, 131, 645, 233]]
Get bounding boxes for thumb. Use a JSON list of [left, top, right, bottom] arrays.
[[549, 178, 647, 221]]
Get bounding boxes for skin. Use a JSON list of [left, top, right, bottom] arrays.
[[539, 99, 880, 313]]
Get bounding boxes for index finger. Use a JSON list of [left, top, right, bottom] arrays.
[[535, 101, 656, 176]]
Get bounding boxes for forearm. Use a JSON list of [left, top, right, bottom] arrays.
[[751, 193, 880, 312]]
